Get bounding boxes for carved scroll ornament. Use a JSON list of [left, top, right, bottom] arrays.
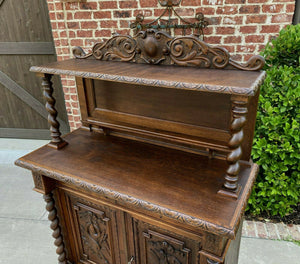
[[73, 29, 265, 71]]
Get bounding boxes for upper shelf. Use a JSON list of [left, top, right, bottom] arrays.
[[31, 59, 265, 96]]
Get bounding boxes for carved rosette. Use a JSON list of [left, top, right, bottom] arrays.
[[42, 74, 67, 149], [73, 29, 265, 71], [44, 193, 67, 264]]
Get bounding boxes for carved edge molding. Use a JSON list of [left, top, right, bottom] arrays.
[[72, 30, 265, 71], [16, 159, 241, 239], [15, 159, 259, 239], [30, 66, 266, 97]]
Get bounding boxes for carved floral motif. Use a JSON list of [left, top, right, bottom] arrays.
[[74, 203, 113, 264], [73, 29, 265, 71], [144, 230, 190, 264]]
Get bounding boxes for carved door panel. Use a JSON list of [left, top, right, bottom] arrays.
[[66, 195, 120, 264], [129, 217, 201, 264]]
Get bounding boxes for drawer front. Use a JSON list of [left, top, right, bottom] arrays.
[[66, 194, 120, 264], [129, 217, 202, 264]]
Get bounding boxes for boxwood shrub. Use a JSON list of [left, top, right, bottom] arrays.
[[247, 24, 300, 217]]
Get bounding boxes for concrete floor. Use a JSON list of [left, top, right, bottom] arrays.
[[0, 138, 299, 264]]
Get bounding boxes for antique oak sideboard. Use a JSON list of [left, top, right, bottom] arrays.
[[15, 8, 266, 264]]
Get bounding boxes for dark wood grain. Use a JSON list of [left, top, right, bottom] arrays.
[[16, 128, 258, 239], [30, 59, 266, 96]]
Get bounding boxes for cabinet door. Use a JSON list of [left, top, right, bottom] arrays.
[[66, 194, 121, 264], [129, 217, 201, 264]]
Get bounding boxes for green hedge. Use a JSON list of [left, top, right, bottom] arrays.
[[247, 25, 300, 217]]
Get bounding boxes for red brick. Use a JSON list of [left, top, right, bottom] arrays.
[[221, 45, 235, 53], [245, 35, 265, 43], [59, 31, 67, 38], [246, 15, 267, 24], [71, 102, 79, 108], [56, 12, 64, 20], [120, 20, 131, 28], [245, 221, 257, 237], [67, 22, 79, 29], [224, 36, 241, 43], [196, 7, 215, 15], [209, 17, 222, 25], [265, 223, 280, 240], [70, 39, 84, 46], [260, 25, 280, 33], [74, 12, 92, 20], [113, 10, 132, 18], [231, 54, 242, 61], [182, 0, 202, 6], [119, 1, 138, 9], [256, 222, 268, 239], [276, 223, 290, 240], [79, 2, 97, 10], [81, 21, 98, 29], [140, 0, 158, 7], [100, 1, 118, 9], [94, 11, 111, 19], [236, 45, 257, 53], [100, 21, 118, 28], [57, 22, 65, 29], [67, 12, 73, 20], [286, 4, 296, 13], [60, 39, 68, 46], [49, 12, 56, 20], [244, 54, 254, 62], [76, 30, 93, 38], [74, 116, 81, 122], [225, 0, 245, 3], [216, 6, 238, 15], [216, 26, 235, 34], [203, 0, 223, 4], [223, 16, 243, 25], [262, 4, 284, 13], [271, 14, 293, 23], [287, 225, 300, 241], [204, 36, 222, 44], [69, 31, 76, 38], [55, 2, 63, 10], [240, 26, 257, 34], [248, 0, 268, 2], [47, 3, 54, 11], [95, 30, 112, 38], [239, 5, 260, 14], [133, 9, 152, 17], [175, 8, 195, 17], [202, 27, 213, 35]]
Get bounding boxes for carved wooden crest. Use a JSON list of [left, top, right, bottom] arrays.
[[73, 0, 265, 71]]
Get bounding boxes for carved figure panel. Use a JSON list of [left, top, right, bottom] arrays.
[[72, 201, 115, 264], [143, 229, 191, 264]]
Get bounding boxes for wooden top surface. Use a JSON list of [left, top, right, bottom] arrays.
[[30, 59, 265, 96], [16, 128, 258, 238]]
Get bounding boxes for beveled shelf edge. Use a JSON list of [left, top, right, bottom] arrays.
[[30, 65, 266, 96], [15, 157, 238, 239]]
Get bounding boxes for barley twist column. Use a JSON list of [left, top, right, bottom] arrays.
[[44, 193, 67, 264], [42, 74, 67, 149], [218, 96, 248, 199]]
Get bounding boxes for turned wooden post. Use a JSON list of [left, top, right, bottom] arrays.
[[44, 193, 68, 264], [42, 74, 67, 149], [218, 96, 248, 199]]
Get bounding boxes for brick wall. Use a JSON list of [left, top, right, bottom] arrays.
[[46, 0, 295, 130]]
